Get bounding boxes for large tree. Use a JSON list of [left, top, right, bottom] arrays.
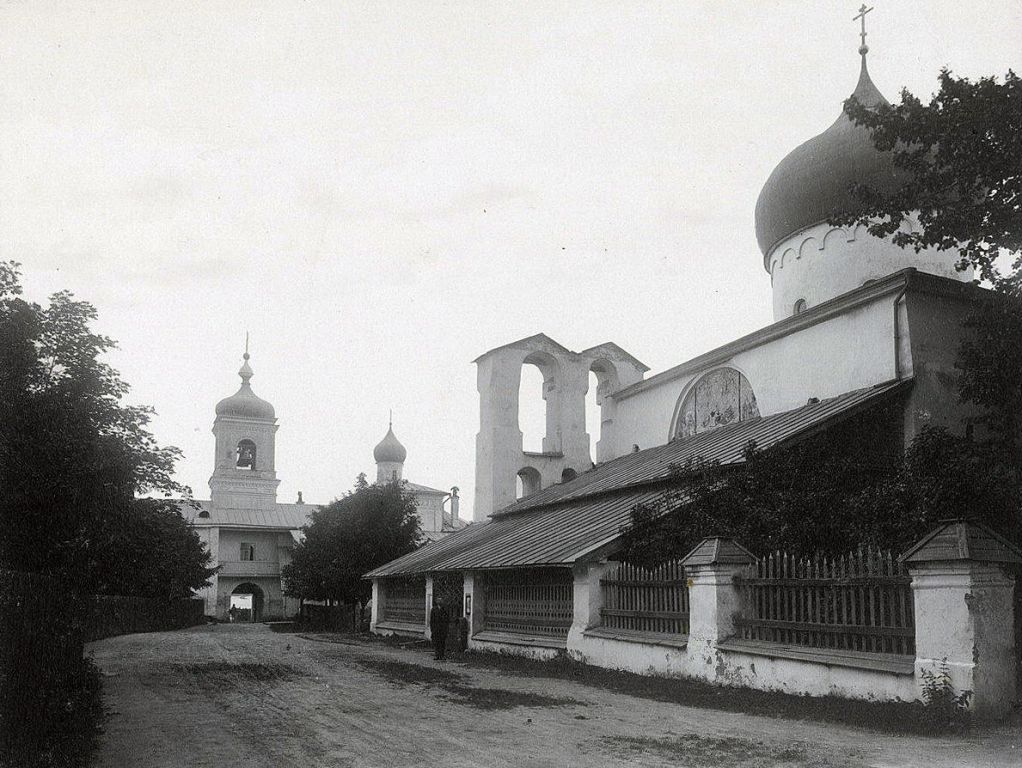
[[283, 474, 422, 618], [0, 261, 213, 596]]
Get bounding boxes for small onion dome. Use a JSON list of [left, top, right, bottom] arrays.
[[373, 423, 407, 463], [215, 352, 275, 420], [754, 55, 904, 262]]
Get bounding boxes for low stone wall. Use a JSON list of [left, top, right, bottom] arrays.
[[450, 523, 1021, 719]]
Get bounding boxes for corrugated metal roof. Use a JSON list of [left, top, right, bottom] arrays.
[[499, 379, 911, 516], [367, 380, 911, 578], [405, 481, 448, 495], [365, 488, 666, 577], [183, 500, 316, 530]]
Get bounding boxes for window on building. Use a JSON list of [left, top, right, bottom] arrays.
[[793, 298, 808, 315], [240, 543, 255, 561]]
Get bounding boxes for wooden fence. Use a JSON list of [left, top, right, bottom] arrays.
[[600, 560, 689, 636], [86, 594, 205, 641], [735, 548, 915, 655], [380, 577, 426, 625], [483, 568, 573, 637]]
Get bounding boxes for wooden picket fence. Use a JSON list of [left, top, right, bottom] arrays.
[[600, 560, 689, 636], [380, 577, 426, 625], [483, 568, 573, 637], [735, 547, 915, 655]]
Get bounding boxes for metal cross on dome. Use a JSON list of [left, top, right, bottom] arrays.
[[854, 4, 874, 55]]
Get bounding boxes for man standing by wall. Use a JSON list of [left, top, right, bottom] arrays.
[[429, 597, 450, 660]]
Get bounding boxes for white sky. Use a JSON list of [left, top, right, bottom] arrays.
[[3, 1, 1020, 516]]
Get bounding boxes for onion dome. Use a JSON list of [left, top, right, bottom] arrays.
[[215, 349, 276, 420], [373, 420, 407, 463], [754, 53, 903, 262]]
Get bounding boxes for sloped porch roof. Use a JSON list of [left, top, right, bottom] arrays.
[[366, 379, 910, 578]]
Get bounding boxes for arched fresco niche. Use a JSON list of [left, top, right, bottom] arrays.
[[673, 368, 760, 440]]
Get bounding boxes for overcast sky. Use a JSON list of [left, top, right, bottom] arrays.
[[4, 1, 1020, 517]]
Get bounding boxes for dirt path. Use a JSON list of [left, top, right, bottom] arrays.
[[90, 624, 1020, 768]]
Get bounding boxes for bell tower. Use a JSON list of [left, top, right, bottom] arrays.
[[209, 344, 280, 511]]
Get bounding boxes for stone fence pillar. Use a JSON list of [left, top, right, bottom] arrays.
[[681, 538, 755, 665], [902, 519, 1022, 719], [567, 561, 613, 648]]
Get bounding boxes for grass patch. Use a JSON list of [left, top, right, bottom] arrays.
[[602, 734, 855, 767], [349, 656, 582, 711], [440, 684, 582, 711], [457, 651, 944, 734], [175, 661, 301, 687]]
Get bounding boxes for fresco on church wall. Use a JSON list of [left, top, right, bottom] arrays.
[[676, 368, 760, 440]]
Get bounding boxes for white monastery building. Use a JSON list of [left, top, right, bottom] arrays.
[[368, 31, 1022, 718], [188, 349, 462, 621]]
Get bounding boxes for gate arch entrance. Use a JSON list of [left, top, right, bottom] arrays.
[[230, 583, 265, 622]]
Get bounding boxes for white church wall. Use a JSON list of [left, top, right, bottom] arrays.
[[414, 492, 445, 533], [768, 221, 971, 323], [608, 292, 899, 458]]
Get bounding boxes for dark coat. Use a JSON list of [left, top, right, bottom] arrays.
[[430, 604, 451, 634]]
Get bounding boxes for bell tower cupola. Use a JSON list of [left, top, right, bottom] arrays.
[[374, 414, 407, 484], [209, 339, 280, 511]]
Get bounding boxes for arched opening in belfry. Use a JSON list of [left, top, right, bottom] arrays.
[[516, 467, 542, 499], [518, 352, 558, 454], [236, 439, 257, 470], [229, 582, 264, 622], [586, 360, 619, 464], [585, 370, 601, 463]]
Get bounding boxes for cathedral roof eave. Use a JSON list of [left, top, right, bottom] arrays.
[[613, 269, 990, 402]]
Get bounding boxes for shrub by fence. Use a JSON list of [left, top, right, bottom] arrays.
[[735, 548, 915, 656], [2, 569, 206, 765], [1, 570, 95, 766], [86, 594, 205, 642], [600, 559, 689, 636], [483, 568, 574, 638]]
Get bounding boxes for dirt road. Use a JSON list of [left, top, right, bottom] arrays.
[[90, 624, 1020, 768]]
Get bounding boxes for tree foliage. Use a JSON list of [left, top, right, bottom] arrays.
[[0, 261, 213, 597], [835, 69, 1021, 285], [95, 499, 219, 601], [620, 426, 1022, 568], [282, 474, 422, 608]]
